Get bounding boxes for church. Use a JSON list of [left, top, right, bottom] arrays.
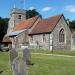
[[7, 8, 75, 51]]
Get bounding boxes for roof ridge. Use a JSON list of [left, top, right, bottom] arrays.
[[29, 14, 64, 35], [46, 13, 63, 20]]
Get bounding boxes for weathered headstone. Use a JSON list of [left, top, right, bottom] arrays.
[[9, 48, 18, 65], [12, 57, 28, 75], [9, 48, 31, 75], [23, 48, 31, 65]]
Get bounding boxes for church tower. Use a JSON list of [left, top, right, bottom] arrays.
[[7, 8, 26, 33]]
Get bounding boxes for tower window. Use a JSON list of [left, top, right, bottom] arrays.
[[18, 15, 22, 19], [59, 29, 65, 42]]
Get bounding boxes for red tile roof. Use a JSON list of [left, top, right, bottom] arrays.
[[29, 14, 63, 35], [13, 16, 39, 31]]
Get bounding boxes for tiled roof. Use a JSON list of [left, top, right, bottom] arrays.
[[7, 29, 26, 37], [29, 14, 63, 35], [13, 16, 39, 31], [2, 36, 12, 43]]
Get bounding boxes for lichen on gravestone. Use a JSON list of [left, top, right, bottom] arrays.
[[12, 57, 28, 75], [9, 48, 18, 65]]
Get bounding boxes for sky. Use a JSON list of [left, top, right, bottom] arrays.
[[0, 0, 75, 20]]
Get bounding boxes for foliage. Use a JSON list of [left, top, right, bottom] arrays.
[[0, 17, 9, 41], [26, 9, 42, 19], [69, 20, 75, 31]]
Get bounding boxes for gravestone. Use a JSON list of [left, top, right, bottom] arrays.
[[12, 57, 28, 75], [9, 48, 18, 65], [9, 48, 31, 75], [23, 48, 31, 65]]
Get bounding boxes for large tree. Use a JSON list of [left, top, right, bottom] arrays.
[[0, 17, 9, 42], [26, 9, 42, 19]]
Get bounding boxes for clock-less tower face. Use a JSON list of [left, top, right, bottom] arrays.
[[7, 8, 26, 33]]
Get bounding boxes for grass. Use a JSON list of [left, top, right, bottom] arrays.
[[29, 54, 75, 75], [0, 50, 75, 75], [0, 52, 12, 75]]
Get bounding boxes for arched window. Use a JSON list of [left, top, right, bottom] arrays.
[[18, 15, 22, 19], [59, 29, 65, 42]]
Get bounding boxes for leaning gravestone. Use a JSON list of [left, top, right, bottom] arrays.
[[23, 48, 31, 65]]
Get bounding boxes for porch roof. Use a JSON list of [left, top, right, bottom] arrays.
[[7, 29, 26, 37]]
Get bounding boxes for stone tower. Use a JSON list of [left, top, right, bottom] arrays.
[[7, 8, 26, 33]]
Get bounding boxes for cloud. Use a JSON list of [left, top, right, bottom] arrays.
[[42, 7, 53, 12], [65, 5, 75, 13], [29, 6, 35, 10]]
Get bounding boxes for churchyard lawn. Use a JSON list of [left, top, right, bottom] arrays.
[[31, 49, 75, 56], [0, 52, 12, 75], [0, 50, 75, 75]]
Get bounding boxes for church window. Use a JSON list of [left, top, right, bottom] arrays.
[[59, 29, 65, 42], [18, 15, 22, 19], [43, 34, 46, 42]]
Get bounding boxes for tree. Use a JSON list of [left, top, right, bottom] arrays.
[[0, 17, 9, 42], [26, 9, 42, 19], [69, 20, 75, 31], [0, 17, 9, 51]]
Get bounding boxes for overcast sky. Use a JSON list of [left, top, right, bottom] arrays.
[[0, 0, 75, 20]]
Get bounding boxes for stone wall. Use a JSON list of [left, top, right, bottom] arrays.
[[71, 34, 75, 50], [52, 16, 71, 50], [30, 33, 52, 50], [12, 30, 29, 48], [31, 16, 71, 50]]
